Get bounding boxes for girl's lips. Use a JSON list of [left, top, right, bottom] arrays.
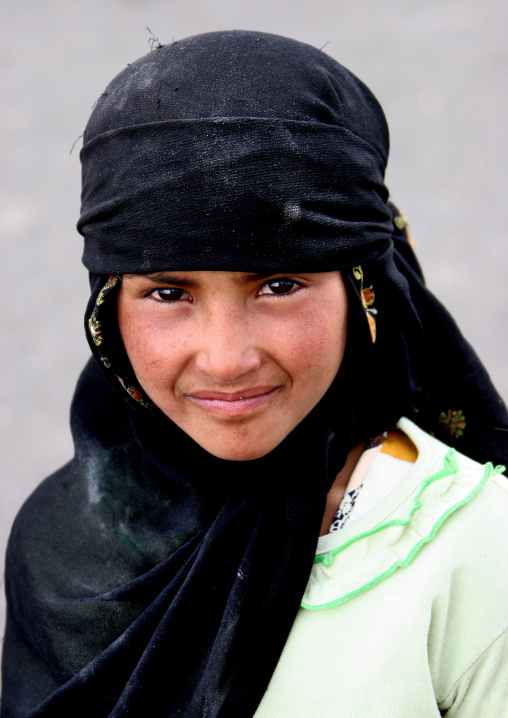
[[185, 386, 282, 416]]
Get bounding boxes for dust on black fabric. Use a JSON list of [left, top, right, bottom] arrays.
[[2, 356, 360, 718], [2, 30, 508, 718], [78, 31, 392, 274]]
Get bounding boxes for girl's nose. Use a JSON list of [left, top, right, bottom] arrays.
[[194, 308, 262, 382]]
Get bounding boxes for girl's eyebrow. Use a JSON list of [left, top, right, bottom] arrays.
[[138, 271, 280, 286], [243, 272, 278, 281], [140, 272, 197, 287]]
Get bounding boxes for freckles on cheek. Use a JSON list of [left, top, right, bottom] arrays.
[[297, 342, 331, 374], [125, 334, 163, 381], [292, 322, 343, 375]]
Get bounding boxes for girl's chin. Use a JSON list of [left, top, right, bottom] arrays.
[[190, 432, 284, 462], [198, 443, 276, 462]]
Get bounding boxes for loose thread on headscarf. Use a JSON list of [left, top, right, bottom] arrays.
[[69, 134, 84, 156], [146, 27, 164, 51]]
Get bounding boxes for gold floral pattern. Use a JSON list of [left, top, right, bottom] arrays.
[[353, 265, 377, 343], [116, 376, 146, 405], [88, 314, 103, 347], [438, 409, 466, 439], [393, 213, 408, 231], [88, 275, 120, 347], [394, 211, 415, 248], [88, 275, 151, 409], [96, 275, 120, 305]]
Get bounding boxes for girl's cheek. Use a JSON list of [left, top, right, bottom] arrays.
[[288, 316, 345, 373]]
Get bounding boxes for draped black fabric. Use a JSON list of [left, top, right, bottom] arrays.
[[2, 30, 508, 718]]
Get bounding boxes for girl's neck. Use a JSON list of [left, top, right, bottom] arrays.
[[320, 441, 366, 536]]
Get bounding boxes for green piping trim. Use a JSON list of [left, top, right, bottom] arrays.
[[302, 454, 496, 611], [314, 450, 460, 567]]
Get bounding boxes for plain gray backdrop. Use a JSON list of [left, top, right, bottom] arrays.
[[1, 0, 507, 643]]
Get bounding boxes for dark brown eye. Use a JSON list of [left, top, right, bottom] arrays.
[[151, 288, 186, 301], [261, 279, 299, 295]]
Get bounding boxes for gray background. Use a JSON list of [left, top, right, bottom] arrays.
[[1, 0, 507, 642]]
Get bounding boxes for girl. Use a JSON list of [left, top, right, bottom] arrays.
[[2, 30, 508, 718]]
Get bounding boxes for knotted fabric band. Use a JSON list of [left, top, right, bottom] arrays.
[[79, 118, 391, 273]]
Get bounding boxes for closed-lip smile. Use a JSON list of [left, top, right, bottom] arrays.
[[185, 386, 282, 416]]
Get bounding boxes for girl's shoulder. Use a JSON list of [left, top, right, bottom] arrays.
[[304, 417, 508, 612], [260, 423, 508, 717]]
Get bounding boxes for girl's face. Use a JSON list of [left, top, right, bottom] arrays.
[[117, 271, 348, 461]]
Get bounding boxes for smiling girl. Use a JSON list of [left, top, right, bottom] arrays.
[[2, 31, 508, 718], [117, 270, 348, 461]]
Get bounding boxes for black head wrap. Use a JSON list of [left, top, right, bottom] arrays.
[[3, 30, 508, 718], [78, 30, 392, 273]]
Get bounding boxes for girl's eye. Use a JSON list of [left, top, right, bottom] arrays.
[[149, 287, 191, 302], [259, 278, 301, 296]]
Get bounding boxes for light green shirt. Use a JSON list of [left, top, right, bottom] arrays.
[[256, 418, 508, 717]]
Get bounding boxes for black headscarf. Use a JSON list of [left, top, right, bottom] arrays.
[[2, 31, 507, 718]]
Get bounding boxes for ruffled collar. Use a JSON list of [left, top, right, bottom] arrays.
[[302, 417, 500, 610]]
